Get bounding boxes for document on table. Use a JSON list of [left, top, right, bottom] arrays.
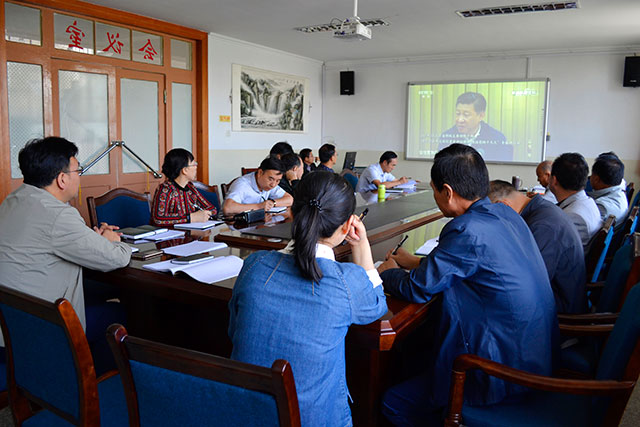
[[174, 220, 225, 230], [395, 179, 417, 189], [162, 241, 228, 257], [415, 237, 439, 256], [140, 230, 185, 242], [267, 206, 287, 213], [142, 255, 244, 284]]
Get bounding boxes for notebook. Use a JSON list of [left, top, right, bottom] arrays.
[[174, 220, 225, 230], [120, 225, 168, 240], [415, 237, 439, 256], [162, 241, 228, 257]]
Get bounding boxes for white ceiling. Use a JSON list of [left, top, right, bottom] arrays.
[[86, 0, 640, 62]]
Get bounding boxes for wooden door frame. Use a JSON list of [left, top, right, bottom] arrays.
[[0, 0, 209, 202]]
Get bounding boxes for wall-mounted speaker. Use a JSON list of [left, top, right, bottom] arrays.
[[340, 71, 354, 95], [623, 57, 640, 87]]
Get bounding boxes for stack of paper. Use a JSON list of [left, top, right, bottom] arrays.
[[143, 255, 244, 284], [415, 237, 439, 256], [141, 230, 185, 242], [174, 220, 225, 230], [395, 179, 418, 189], [120, 225, 168, 240], [162, 241, 227, 257]]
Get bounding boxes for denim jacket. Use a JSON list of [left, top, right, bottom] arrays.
[[229, 247, 387, 427]]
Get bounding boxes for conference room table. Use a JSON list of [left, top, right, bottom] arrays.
[[86, 188, 448, 426]]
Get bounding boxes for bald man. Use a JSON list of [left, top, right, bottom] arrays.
[[536, 160, 557, 203]]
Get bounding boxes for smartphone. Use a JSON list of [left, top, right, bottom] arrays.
[[170, 253, 214, 264], [131, 248, 163, 260]]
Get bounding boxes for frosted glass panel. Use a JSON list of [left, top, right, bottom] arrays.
[[59, 70, 109, 175], [7, 62, 44, 179], [170, 39, 191, 70], [132, 31, 162, 65], [171, 83, 192, 152], [5, 3, 41, 46], [54, 13, 94, 54], [95, 22, 131, 60], [121, 78, 159, 174]]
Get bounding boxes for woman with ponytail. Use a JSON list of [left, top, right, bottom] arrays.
[[229, 171, 387, 427]]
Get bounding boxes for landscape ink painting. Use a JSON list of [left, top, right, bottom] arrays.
[[232, 64, 308, 132]]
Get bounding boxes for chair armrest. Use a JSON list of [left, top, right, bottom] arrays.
[[97, 369, 119, 383], [557, 312, 619, 325], [445, 353, 634, 426], [559, 323, 614, 337]]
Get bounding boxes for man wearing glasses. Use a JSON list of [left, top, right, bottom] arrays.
[[0, 136, 131, 372]]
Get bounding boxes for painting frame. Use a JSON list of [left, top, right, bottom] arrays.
[[232, 64, 309, 133]]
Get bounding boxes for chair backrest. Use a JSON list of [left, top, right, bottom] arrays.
[[586, 215, 616, 282], [241, 167, 258, 176], [593, 282, 640, 424], [631, 189, 640, 211], [192, 181, 221, 213], [343, 173, 358, 191], [0, 285, 100, 425], [221, 178, 238, 200], [597, 235, 640, 313], [107, 325, 300, 427], [87, 188, 151, 229], [626, 182, 635, 204]]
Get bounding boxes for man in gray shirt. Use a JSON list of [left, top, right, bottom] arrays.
[[0, 137, 131, 369], [549, 152, 602, 247]]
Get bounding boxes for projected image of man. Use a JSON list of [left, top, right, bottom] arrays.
[[439, 92, 512, 161]]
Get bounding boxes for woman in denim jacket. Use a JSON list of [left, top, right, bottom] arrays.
[[229, 171, 388, 427]]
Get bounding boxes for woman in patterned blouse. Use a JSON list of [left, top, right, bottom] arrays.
[[151, 148, 216, 226]]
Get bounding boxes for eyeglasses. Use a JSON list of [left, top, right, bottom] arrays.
[[64, 165, 84, 175], [186, 162, 198, 168]]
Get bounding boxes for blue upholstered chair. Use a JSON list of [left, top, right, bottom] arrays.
[[343, 173, 358, 191], [0, 285, 127, 426], [626, 182, 634, 204], [444, 283, 640, 427], [585, 215, 616, 283], [87, 187, 151, 229], [107, 324, 301, 427], [192, 181, 222, 213], [557, 233, 640, 375]]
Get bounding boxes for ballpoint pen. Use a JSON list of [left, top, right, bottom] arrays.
[[392, 235, 408, 255], [359, 208, 369, 221]]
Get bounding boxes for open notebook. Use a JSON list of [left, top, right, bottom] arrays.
[[142, 255, 243, 284]]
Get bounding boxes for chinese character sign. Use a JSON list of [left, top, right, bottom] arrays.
[[54, 13, 94, 54], [132, 31, 162, 65], [96, 23, 130, 59]]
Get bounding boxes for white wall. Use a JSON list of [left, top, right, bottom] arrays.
[[208, 33, 324, 184], [323, 52, 640, 189]]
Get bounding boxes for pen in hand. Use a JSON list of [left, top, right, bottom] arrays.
[[359, 208, 369, 221], [392, 235, 408, 255]]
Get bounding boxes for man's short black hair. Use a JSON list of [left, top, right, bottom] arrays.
[[488, 179, 518, 202], [299, 148, 312, 159], [592, 152, 624, 187], [18, 137, 78, 188], [456, 92, 487, 114], [162, 148, 194, 180], [551, 153, 589, 191], [280, 152, 302, 172], [259, 156, 284, 174], [379, 151, 398, 164], [270, 141, 293, 158], [431, 143, 489, 201], [319, 144, 336, 164]]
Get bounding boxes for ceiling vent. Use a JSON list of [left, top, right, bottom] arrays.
[[456, 2, 579, 18]]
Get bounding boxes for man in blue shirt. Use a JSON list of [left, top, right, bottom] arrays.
[[317, 143, 337, 172], [355, 151, 409, 192], [377, 144, 558, 425], [488, 179, 587, 314]]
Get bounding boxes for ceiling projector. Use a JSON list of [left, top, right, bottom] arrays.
[[334, 19, 372, 41]]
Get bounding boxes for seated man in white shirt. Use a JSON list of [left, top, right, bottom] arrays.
[[222, 156, 294, 216], [587, 152, 628, 225], [549, 152, 602, 247], [355, 151, 409, 193], [535, 160, 557, 203]]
